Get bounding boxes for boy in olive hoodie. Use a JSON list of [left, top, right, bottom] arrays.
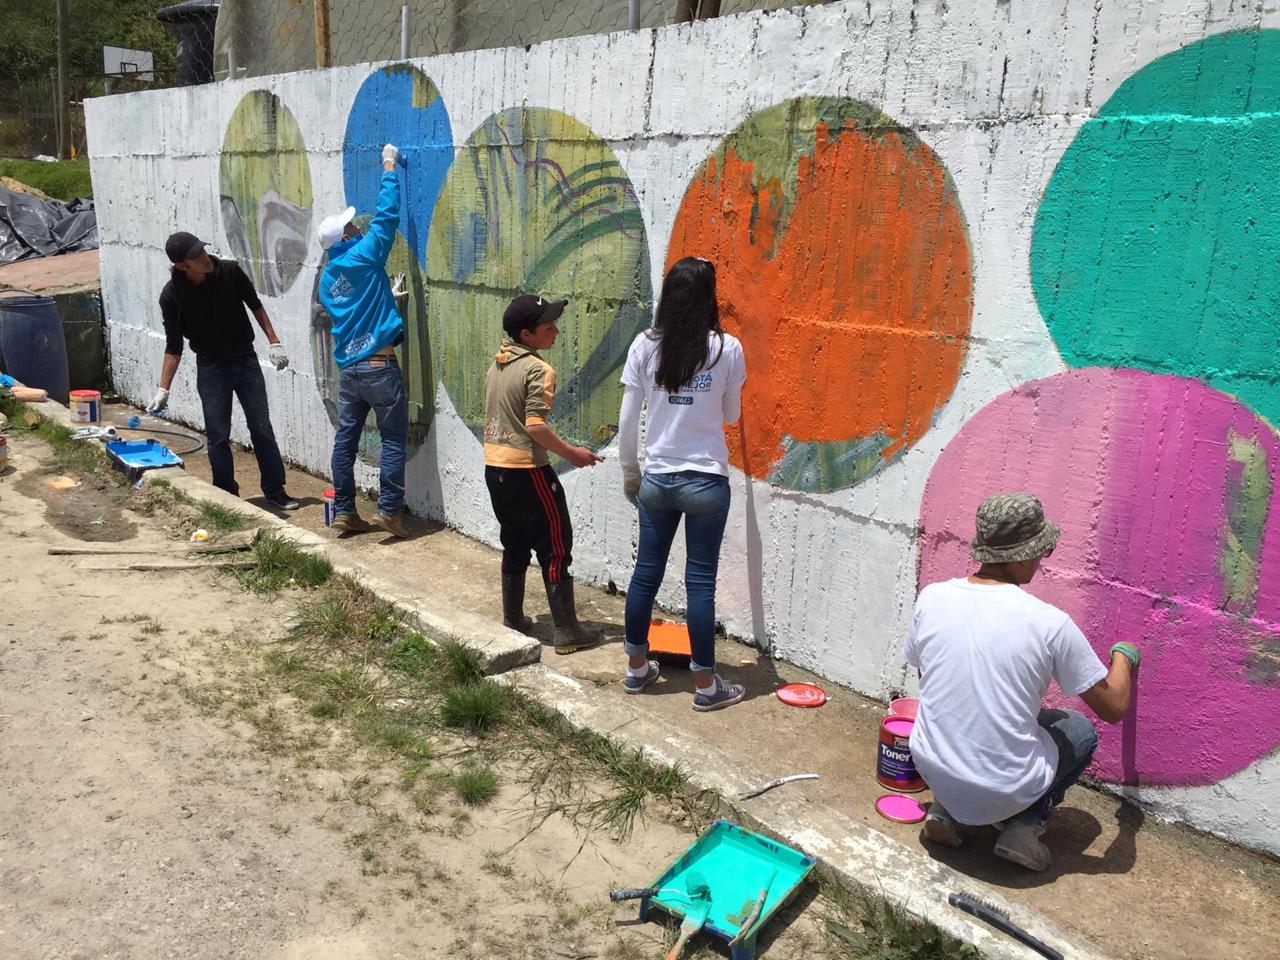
[[483, 294, 602, 653]]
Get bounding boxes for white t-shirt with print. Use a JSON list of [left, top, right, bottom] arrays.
[[620, 331, 746, 477], [901, 578, 1107, 826]]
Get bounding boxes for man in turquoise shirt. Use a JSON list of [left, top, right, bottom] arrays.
[[317, 143, 410, 537]]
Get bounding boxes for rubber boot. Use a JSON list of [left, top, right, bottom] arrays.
[[544, 579, 602, 654], [501, 570, 533, 633]]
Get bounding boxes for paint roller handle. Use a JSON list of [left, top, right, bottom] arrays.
[[608, 886, 659, 903], [1110, 641, 1141, 669]]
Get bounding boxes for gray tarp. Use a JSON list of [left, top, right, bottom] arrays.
[[0, 187, 98, 264]]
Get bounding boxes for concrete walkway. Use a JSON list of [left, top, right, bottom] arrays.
[[74, 400, 1280, 960]]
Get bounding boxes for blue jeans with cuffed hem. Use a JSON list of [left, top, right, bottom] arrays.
[[196, 352, 286, 498], [331, 358, 408, 517], [623, 471, 730, 672], [1008, 708, 1099, 828]]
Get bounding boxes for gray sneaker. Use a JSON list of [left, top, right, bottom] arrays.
[[993, 821, 1052, 871], [692, 675, 745, 712], [922, 802, 964, 848], [623, 660, 660, 694]]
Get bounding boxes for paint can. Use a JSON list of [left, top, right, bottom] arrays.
[[889, 696, 919, 720], [69, 389, 101, 423], [876, 715, 924, 792], [323, 487, 336, 526]]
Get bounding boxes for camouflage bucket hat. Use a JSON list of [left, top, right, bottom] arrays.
[[970, 492, 1060, 564]]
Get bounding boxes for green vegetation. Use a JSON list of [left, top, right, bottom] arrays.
[[823, 887, 983, 960], [0, 157, 92, 200], [239, 530, 333, 592]]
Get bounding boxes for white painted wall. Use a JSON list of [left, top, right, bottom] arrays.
[[86, 0, 1280, 855]]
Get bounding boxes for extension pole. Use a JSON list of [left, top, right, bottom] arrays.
[[629, 0, 640, 30], [401, 5, 411, 60], [56, 0, 71, 159], [314, 0, 332, 69]]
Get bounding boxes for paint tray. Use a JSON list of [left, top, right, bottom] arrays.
[[638, 819, 816, 960], [104, 438, 183, 479], [647, 619, 692, 667]]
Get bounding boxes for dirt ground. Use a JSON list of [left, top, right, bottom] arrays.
[[134, 415, 1280, 960], [0, 433, 831, 960]]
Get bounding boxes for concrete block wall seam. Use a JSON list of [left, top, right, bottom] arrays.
[[87, 0, 1280, 854]]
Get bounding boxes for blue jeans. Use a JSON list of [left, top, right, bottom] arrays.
[[196, 352, 286, 498], [623, 471, 731, 672], [331, 358, 407, 516], [1010, 708, 1099, 827]]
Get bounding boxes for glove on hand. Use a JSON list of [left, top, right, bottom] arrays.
[[145, 387, 169, 415], [1110, 641, 1141, 669], [382, 143, 400, 164], [391, 272, 407, 299], [268, 343, 289, 371], [623, 476, 641, 507]]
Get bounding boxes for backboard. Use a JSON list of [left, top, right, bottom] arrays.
[[103, 45, 155, 81]]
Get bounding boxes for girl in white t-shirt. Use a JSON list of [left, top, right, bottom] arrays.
[[617, 257, 747, 711]]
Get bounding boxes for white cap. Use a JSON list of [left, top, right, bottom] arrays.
[[317, 205, 356, 250]]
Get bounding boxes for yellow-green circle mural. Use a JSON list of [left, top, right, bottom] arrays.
[[219, 90, 313, 297], [426, 107, 653, 456]]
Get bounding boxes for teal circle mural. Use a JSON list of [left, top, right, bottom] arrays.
[[1031, 29, 1280, 428]]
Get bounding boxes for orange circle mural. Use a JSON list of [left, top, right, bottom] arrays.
[[668, 97, 972, 491]]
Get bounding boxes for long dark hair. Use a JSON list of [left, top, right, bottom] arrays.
[[649, 257, 723, 393]]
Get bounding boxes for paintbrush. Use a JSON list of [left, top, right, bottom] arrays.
[[663, 874, 711, 960], [728, 867, 776, 948]]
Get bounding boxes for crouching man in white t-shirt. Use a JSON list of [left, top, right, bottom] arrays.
[[902, 492, 1141, 871]]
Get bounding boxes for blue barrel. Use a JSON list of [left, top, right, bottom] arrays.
[[0, 293, 71, 404]]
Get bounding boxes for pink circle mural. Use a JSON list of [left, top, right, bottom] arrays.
[[918, 367, 1280, 786]]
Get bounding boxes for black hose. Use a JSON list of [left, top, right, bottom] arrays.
[[117, 425, 206, 457]]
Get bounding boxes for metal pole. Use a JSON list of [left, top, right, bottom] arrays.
[[227, 46, 238, 78], [56, 0, 70, 159], [401, 5, 411, 60], [314, 0, 332, 69], [629, 0, 640, 30]]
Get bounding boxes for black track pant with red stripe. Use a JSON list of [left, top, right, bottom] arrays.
[[485, 464, 574, 583]]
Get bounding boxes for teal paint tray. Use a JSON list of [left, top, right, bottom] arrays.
[[638, 819, 815, 959], [104, 438, 183, 480]]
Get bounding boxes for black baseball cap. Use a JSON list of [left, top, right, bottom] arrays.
[[165, 231, 207, 264], [502, 294, 567, 338]]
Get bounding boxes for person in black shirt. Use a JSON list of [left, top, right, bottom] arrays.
[[146, 231, 298, 510]]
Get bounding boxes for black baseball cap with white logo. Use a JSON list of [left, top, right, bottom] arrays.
[[502, 293, 567, 338], [165, 231, 208, 264]]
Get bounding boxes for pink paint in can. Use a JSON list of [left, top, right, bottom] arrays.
[[876, 715, 924, 792]]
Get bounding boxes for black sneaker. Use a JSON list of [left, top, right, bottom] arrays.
[[265, 489, 301, 511]]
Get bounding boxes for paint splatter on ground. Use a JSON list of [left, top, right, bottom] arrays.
[[668, 97, 972, 492]]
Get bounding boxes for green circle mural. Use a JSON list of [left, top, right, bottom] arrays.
[[219, 90, 312, 297], [1031, 29, 1280, 427], [425, 107, 653, 455]]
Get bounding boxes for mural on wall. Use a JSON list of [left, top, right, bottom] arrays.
[[219, 91, 313, 297], [667, 97, 972, 493], [425, 107, 653, 457], [1032, 30, 1280, 429], [918, 368, 1280, 786], [310, 65, 454, 462]]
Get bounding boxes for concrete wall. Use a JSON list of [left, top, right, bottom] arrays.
[[86, 1, 1280, 855]]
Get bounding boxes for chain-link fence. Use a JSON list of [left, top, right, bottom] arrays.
[[208, 0, 829, 82]]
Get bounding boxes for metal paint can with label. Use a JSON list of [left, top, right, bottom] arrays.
[[876, 715, 924, 792], [69, 389, 101, 423], [323, 487, 336, 526]]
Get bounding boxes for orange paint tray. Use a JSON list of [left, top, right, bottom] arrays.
[[648, 619, 692, 667]]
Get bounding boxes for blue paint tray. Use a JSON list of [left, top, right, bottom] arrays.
[[638, 819, 816, 959], [104, 438, 183, 477]]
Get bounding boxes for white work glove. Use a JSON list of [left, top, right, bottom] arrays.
[[382, 143, 400, 164], [268, 343, 289, 371], [145, 387, 169, 415], [622, 467, 641, 507], [391, 272, 407, 300]]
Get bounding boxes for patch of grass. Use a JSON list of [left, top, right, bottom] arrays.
[[197, 499, 256, 533], [240, 530, 332, 592], [353, 715, 430, 759], [453, 764, 499, 806], [482, 850, 514, 877], [387, 632, 435, 677], [822, 888, 982, 960], [433, 640, 484, 686], [440, 681, 509, 733], [0, 157, 92, 200]]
